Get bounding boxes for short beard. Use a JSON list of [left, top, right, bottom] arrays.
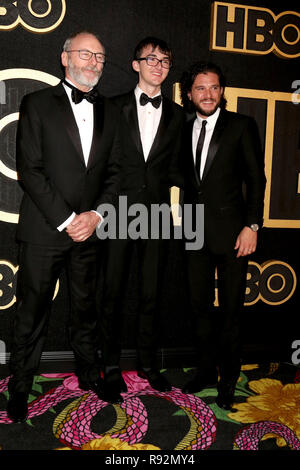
[[68, 63, 101, 89], [194, 101, 220, 117]]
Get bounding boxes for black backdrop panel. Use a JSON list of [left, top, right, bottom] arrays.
[[0, 0, 299, 368]]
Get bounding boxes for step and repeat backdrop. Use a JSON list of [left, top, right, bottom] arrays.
[[0, 0, 299, 368]]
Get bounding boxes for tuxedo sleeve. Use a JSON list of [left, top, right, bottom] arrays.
[[241, 117, 266, 227], [16, 95, 74, 229], [94, 106, 122, 210]]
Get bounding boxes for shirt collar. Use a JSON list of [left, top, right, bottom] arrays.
[[135, 85, 162, 101], [196, 107, 221, 128], [62, 79, 94, 108], [63, 78, 93, 95]]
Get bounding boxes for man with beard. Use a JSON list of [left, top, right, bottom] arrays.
[[7, 31, 120, 422], [180, 62, 265, 409]]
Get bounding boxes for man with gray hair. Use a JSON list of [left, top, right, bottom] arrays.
[[7, 31, 120, 423]]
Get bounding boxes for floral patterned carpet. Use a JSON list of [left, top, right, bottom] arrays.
[[0, 363, 299, 451]]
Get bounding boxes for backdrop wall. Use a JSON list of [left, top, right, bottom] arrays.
[[0, 0, 299, 371]]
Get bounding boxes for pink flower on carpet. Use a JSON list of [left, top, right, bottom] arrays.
[[41, 373, 73, 379], [41, 373, 80, 391], [61, 374, 80, 391], [122, 371, 152, 392]]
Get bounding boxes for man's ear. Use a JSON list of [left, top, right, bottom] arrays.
[[132, 60, 140, 73], [61, 51, 68, 68]]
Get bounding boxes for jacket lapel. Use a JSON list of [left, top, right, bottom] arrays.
[[87, 95, 104, 169], [186, 117, 201, 187], [202, 109, 228, 180], [123, 93, 144, 158], [146, 96, 173, 162], [54, 83, 85, 165]]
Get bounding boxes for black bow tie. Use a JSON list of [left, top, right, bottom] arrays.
[[140, 93, 162, 109], [63, 80, 99, 104]]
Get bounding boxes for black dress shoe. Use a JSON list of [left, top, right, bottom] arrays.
[[216, 381, 236, 410], [138, 369, 171, 392], [103, 368, 127, 404], [78, 378, 104, 399], [182, 370, 218, 394], [7, 392, 28, 423]]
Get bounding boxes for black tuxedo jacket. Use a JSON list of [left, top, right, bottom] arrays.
[[111, 90, 184, 209], [183, 109, 266, 253], [16, 82, 120, 246]]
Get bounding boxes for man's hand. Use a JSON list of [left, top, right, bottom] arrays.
[[66, 211, 101, 242], [234, 226, 257, 258]]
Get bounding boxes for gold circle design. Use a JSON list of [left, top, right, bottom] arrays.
[[0, 113, 19, 181], [245, 260, 297, 306], [266, 273, 286, 294], [0, 260, 18, 310], [0, 259, 60, 309], [244, 261, 261, 306], [28, 0, 52, 18], [0, 0, 66, 33], [0, 68, 60, 224], [281, 23, 300, 45]]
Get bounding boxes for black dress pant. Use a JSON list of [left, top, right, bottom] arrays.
[[9, 240, 102, 394], [186, 244, 248, 382], [101, 237, 165, 370]]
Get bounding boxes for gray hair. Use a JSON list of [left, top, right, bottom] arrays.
[[62, 31, 105, 54]]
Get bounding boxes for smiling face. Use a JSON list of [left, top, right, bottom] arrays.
[[132, 45, 170, 96], [188, 72, 224, 118], [61, 33, 105, 92]]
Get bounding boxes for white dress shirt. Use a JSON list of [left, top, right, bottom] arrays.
[[192, 107, 221, 178], [57, 80, 95, 232], [63, 79, 94, 166], [134, 85, 162, 160]]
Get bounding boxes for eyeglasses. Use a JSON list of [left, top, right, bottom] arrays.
[[66, 49, 106, 63], [137, 56, 172, 69]]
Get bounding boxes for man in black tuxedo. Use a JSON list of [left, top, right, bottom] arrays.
[[7, 31, 120, 422], [180, 62, 266, 409], [100, 37, 184, 398]]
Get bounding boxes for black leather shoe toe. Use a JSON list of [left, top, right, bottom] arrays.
[[138, 369, 171, 392], [7, 392, 28, 423], [78, 378, 104, 399], [103, 369, 127, 403], [216, 382, 236, 410], [102, 385, 123, 404]]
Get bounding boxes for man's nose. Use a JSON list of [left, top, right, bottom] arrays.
[[203, 88, 212, 98], [154, 60, 163, 69], [89, 53, 97, 65]]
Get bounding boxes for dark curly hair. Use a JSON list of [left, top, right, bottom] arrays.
[[180, 61, 226, 112], [133, 36, 172, 61]]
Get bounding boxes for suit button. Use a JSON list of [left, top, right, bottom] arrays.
[[198, 191, 203, 196], [142, 184, 146, 189]]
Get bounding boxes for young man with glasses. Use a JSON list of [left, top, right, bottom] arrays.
[[7, 31, 120, 423], [100, 37, 184, 401]]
